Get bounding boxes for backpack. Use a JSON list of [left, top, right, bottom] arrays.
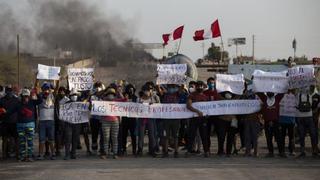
[[297, 94, 312, 112]]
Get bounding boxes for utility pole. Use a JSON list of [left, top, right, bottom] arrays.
[[252, 35, 255, 64], [201, 42, 205, 59], [292, 38, 297, 60], [17, 34, 20, 88]]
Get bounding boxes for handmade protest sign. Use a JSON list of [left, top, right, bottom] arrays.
[[91, 100, 261, 119], [68, 68, 94, 91], [279, 94, 296, 117], [37, 64, 61, 80], [156, 74, 188, 85], [252, 70, 288, 93], [157, 64, 187, 75], [156, 64, 188, 85], [288, 65, 315, 89], [216, 74, 245, 95], [59, 102, 90, 124]]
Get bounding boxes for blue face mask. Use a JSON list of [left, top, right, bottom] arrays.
[[208, 83, 215, 90], [168, 87, 178, 94]]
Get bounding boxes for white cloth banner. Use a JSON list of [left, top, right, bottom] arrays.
[[91, 100, 261, 119], [216, 74, 245, 95], [252, 70, 288, 93], [288, 65, 315, 89], [37, 64, 61, 80], [157, 64, 187, 75], [59, 102, 90, 124], [68, 68, 94, 91]]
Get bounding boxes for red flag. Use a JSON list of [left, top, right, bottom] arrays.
[[173, 25, 184, 40], [193, 19, 221, 41], [211, 19, 221, 38], [193, 30, 205, 41], [162, 34, 170, 46]]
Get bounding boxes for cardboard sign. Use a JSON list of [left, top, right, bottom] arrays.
[[59, 102, 90, 124], [37, 64, 61, 80], [252, 70, 288, 93], [216, 74, 245, 95], [68, 68, 94, 91], [288, 65, 315, 89]]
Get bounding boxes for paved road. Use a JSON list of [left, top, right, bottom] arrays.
[[1, 135, 319, 180], [1, 153, 320, 180]]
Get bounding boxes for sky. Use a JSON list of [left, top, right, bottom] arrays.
[[3, 0, 320, 61], [103, 0, 320, 61]]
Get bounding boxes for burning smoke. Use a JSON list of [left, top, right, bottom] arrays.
[[0, 0, 153, 64]]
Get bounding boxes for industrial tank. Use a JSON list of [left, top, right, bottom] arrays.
[[164, 54, 198, 80]]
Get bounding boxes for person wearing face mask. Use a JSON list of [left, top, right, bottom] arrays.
[[256, 91, 284, 157], [295, 86, 318, 157], [120, 84, 138, 156], [100, 87, 126, 159], [53, 86, 67, 157], [137, 85, 159, 157], [241, 82, 261, 157], [186, 81, 210, 157], [160, 84, 181, 158], [203, 77, 219, 154], [36, 81, 59, 160], [216, 91, 240, 157], [310, 85, 320, 154], [89, 82, 105, 156], [278, 88, 296, 157], [178, 84, 189, 150], [60, 89, 81, 160], [0, 85, 20, 160], [4, 88, 42, 162]]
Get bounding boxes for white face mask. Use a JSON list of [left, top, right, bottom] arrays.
[[266, 96, 275, 107], [225, 93, 233, 99], [97, 87, 102, 92], [70, 95, 78, 102], [107, 94, 115, 100], [189, 87, 195, 93]]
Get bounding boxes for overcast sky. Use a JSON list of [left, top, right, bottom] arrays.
[[4, 0, 320, 61], [104, 0, 319, 61]]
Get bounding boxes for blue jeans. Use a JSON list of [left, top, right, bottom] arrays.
[[39, 120, 55, 143], [17, 122, 35, 159]]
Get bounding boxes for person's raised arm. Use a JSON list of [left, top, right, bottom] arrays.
[[186, 97, 203, 117]]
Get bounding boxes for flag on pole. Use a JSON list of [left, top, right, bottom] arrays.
[[162, 25, 184, 46], [193, 19, 221, 41]]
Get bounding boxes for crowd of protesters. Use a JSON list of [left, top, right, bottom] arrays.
[[0, 69, 319, 162]]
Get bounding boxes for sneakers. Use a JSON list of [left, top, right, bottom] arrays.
[[297, 152, 306, 158], [204, 152, 210, 158], [113, 155, 118, 159], [265, 153, 274, 158], [161, 153, 169, 158], [50, 155, 56, 160], [279, 153, 287, 158], [37, 155, 45, 160], [174, 152, 179, 158]]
